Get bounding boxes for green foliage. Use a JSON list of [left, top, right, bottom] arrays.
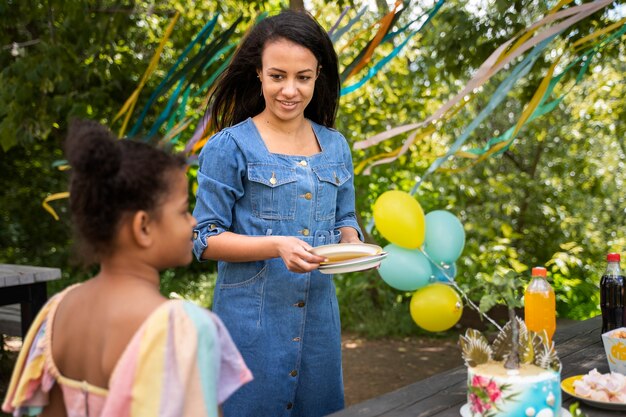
[[473, 270, 525, 314], [160, 267, 217, 308]]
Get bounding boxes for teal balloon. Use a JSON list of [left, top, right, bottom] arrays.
[[431, 262, 457, 283], [378, 244, 432, 291], [424, 210, 465, 264]]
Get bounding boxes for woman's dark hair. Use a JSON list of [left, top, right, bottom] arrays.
[[209, 9, 340, 130], [65, 119, 186, 264]]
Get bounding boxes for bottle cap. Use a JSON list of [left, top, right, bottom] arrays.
[[531, 267, 547, 277], [607, 253, 621, 262]]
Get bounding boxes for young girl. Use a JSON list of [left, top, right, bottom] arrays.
[[2, 120, 251, 417], [192, 9, 363, 417]]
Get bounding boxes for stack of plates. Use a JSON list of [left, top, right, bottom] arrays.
[[309, 243, 388, 274]]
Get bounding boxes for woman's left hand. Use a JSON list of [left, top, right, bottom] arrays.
[[338, 226, 361, 244]]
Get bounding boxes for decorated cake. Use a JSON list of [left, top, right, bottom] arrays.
[[461, 318, 563, 417]]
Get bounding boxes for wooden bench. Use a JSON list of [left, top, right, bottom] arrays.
[[0, 264, 62, 337]]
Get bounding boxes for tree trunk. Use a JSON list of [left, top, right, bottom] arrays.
[[290, 0, 305, 10], [376, 0, 390, 14]]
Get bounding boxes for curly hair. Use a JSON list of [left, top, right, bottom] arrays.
[[64, 119, 186, 264]]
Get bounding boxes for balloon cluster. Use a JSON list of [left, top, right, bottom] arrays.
[[373, 190, 465, 332]]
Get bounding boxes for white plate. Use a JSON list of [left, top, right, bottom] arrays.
[[561, 375, 626, 411], [310, 243, 383, 264], [460, 403, 571, 417], [317, 252, 387, 274]]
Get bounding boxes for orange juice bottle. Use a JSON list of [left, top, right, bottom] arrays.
[[524, 266, 556, 344]]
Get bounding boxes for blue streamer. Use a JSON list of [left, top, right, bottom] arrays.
[[410, 34, 556, 195], [462, 23, 626, 158], [331, 6, 368, 43], [341, 0, 445, 96], [128, 15, 220, 137], [148, 78, 185, 138], [329, 6, 350, 36]]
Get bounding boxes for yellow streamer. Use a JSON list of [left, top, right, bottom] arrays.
[[160, 119, 193, 146], [191, 136, 210, 154], [112, 12, 181, 138], [496, 0, 572, 66], [42, 192, 70, 221], [355, 124, 437, 175], [443, 13, 625, 174], [572, 17, 626, 50], [441, 57, 561, 174]]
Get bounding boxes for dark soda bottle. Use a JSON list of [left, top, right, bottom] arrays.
[[600, 253, 625, 333]]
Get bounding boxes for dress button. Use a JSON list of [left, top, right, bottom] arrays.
[[286, 402, 293, 410], [293, 337, 301, 342], [295, 301, 305, 308], [193, 231, 198, 239], [299, 160, 308, 167], [304, 192, 312, 200], [290, 370, 298, 377], [302, 228, 310, 236]]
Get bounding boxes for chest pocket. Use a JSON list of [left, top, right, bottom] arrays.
[[312, 164, 350, 221], [248, 163, 297, 220]]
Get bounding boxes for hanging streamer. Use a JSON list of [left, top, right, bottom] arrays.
[[354, 0, 612, 153], [353, 0, 614, 176], [328, 6, 350, 36], [126, 15, 220, 138], [112, 12, 180, 138], [331, 6, 368, 43], [408, 35, 554, 194], [341, 0, 445, 96], [444, 21, 626, 173], [341, 1, 404, 83], [42, 192, 70, 221]]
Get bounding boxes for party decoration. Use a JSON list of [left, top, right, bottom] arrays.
[[432, 262, 457, 283], [353, 0, 615, 176], [372, 190, 425, 249], [409, 283, 463, 332], [423, 210, 465, 264], [378, 244, 432, 291]]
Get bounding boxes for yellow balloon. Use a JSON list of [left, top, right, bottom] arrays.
[[410, 283, 463, 332], [373, 190, 425, 248]]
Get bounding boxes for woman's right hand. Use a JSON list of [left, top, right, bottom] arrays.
[[275, 236, 327, 273]]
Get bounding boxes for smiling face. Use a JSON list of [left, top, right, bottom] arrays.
[[258, 38, 319, 123]]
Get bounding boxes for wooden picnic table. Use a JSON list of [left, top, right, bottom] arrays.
[[330, 316, 621, 417], [0, 264, 61, 336]]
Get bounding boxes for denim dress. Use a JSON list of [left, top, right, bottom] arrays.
[[192, 118, 363, 417]]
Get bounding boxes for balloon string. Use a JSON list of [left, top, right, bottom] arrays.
[[420, 249, 504, 332]]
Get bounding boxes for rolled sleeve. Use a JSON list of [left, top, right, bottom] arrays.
[[192, 131, 246, 262], [334, 138, 364, 241]]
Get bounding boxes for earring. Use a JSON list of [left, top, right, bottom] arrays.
[[259, 89, 263, 97]]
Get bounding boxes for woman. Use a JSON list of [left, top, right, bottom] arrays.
[[193, 9, 363, 417]]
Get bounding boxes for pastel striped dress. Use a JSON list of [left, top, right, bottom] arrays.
[[2, 285, 252, 417]]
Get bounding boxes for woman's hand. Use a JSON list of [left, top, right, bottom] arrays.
[[276, 236, 327, 273], [338, 226, 361, 244]]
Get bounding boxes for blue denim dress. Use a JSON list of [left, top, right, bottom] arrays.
[[192, 118, 363, 417]]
